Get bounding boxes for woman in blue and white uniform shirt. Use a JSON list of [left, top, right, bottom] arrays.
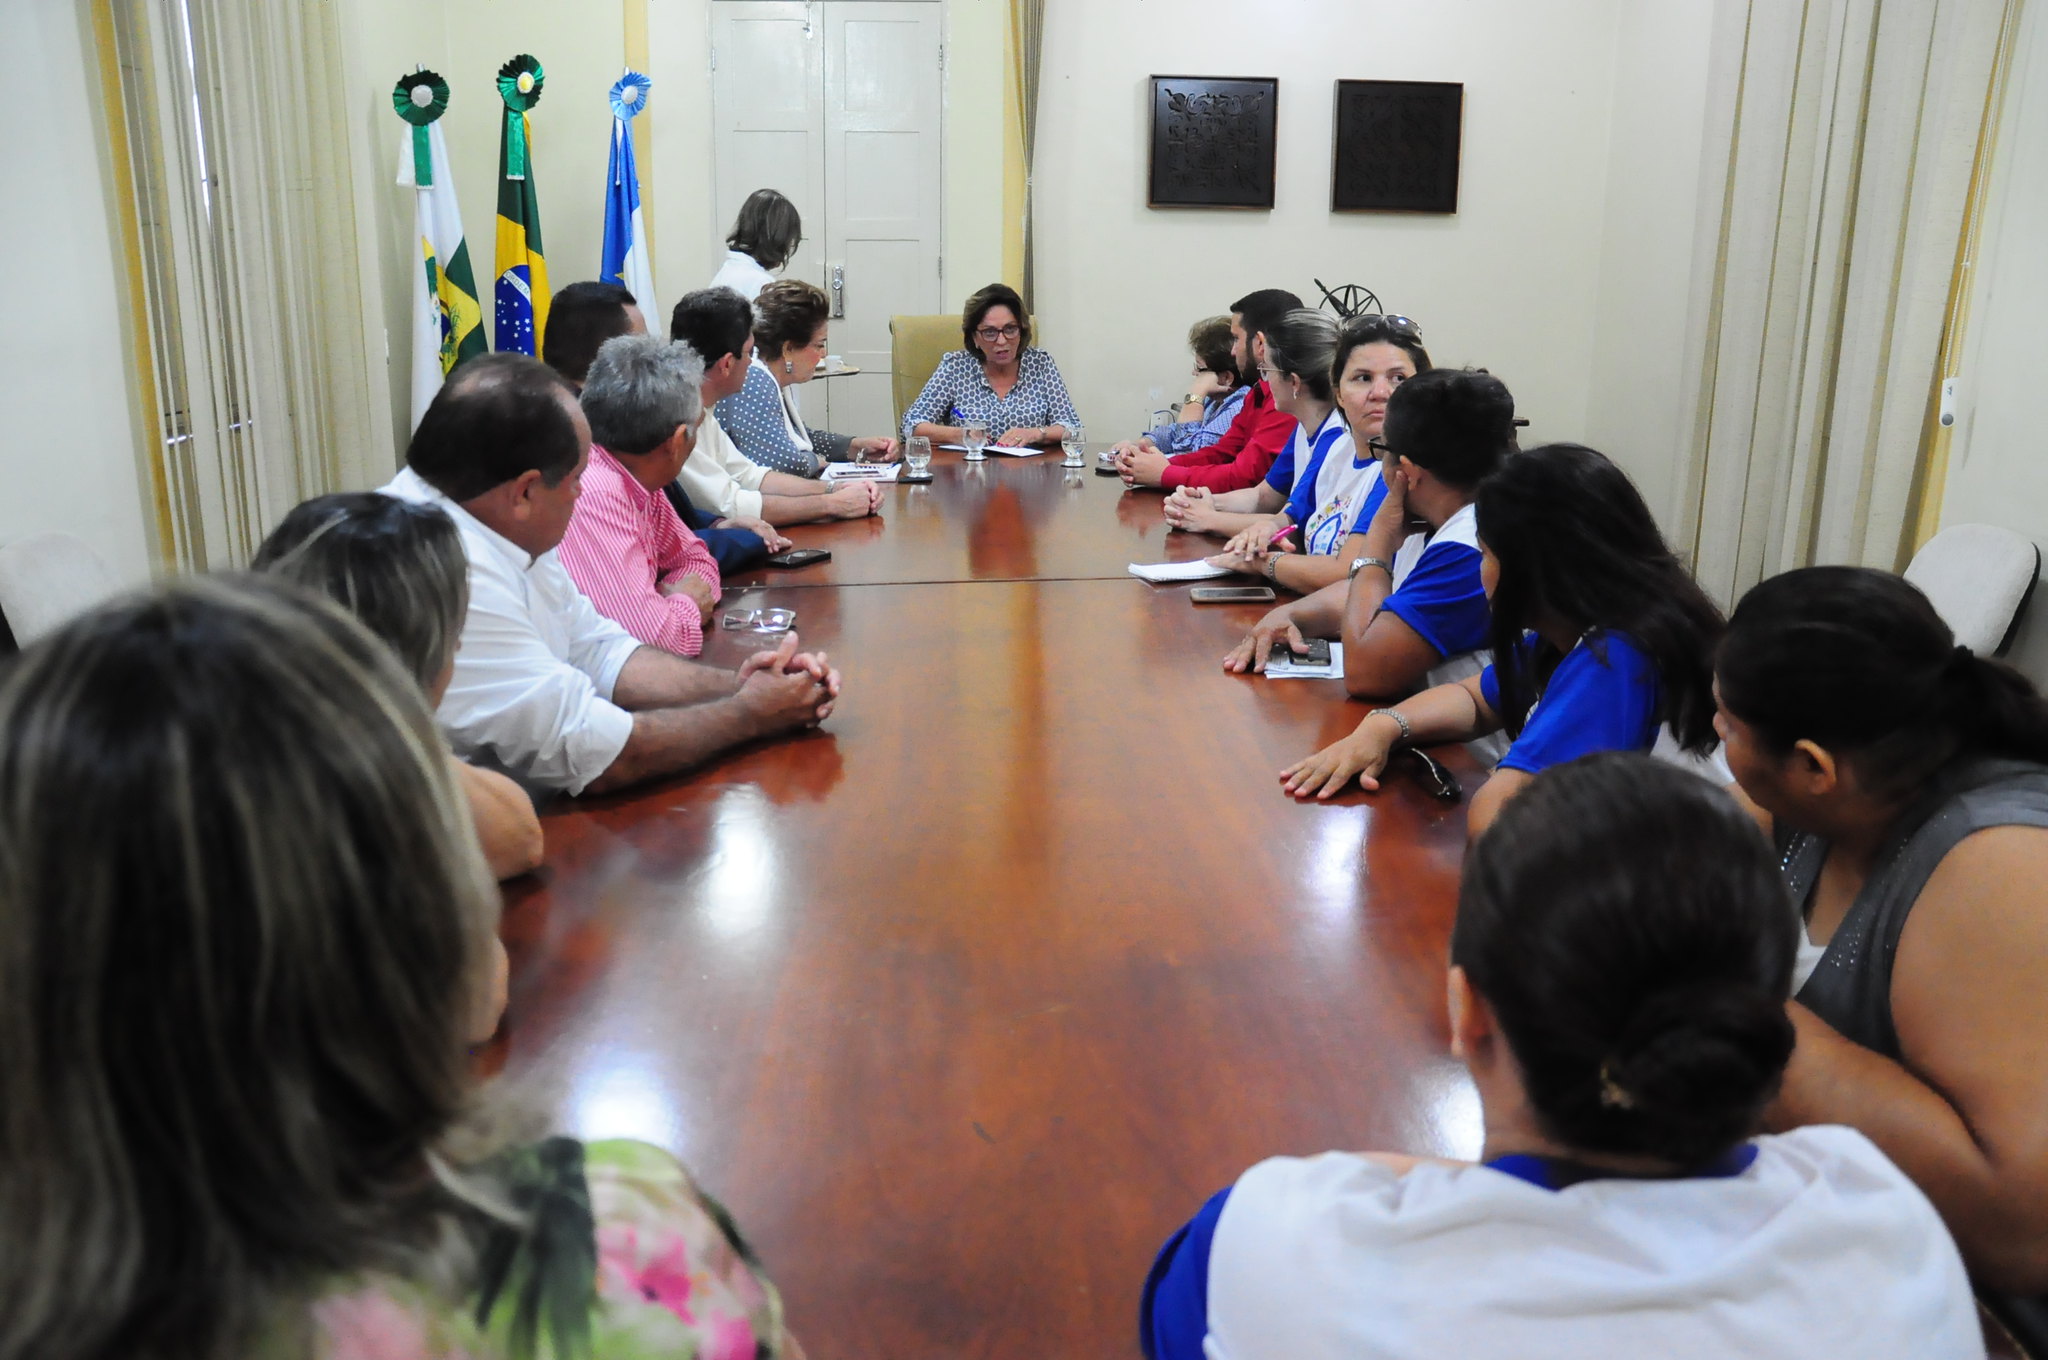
[[1145, 754, 1982, 1360], [1280, 443, 1727, 836], [1202, 309, 1382, 596]]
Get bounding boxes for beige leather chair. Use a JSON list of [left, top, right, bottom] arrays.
[[890, 314, 962, 432], [1904, 523, 2040, 657], [0, 532, 121, 647], [889, 312, 1040, 431]]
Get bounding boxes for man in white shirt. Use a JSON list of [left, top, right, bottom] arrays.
[[669, 287, 880, 524], [383, 353, 841, 796]]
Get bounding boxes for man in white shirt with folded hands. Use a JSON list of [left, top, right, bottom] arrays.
[[384, 352, 841, 796]]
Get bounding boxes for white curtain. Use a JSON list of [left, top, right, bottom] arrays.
[[1672, 0, 2011, 603], [109, 0, 377, 570]]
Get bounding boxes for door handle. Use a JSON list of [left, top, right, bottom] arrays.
[[830, 264, 845, 320]]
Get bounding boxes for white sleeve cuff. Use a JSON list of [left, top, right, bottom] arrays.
[[563, 698, 634, 795]]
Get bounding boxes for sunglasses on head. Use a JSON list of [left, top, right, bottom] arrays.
[[1353, 313, 1422, 341]]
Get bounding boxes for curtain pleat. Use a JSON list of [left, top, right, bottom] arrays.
[[108, 0, 376, 571], [1011, 0, 1046, 309], [1674, 0, 2007, 604]]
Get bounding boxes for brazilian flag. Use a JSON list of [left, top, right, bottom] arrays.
[[494, 55, 551, 356]]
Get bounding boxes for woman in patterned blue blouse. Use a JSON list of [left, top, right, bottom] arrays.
[[903, 282, 1080, 447], [713, 279, 901, 477]]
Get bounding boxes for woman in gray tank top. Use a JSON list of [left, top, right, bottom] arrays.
[[1713, 565, 2048, 1342]]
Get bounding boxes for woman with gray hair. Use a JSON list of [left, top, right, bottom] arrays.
[[558, 332, 728, 657], [0, 576, 801, 1358], [254, 492, 544, 879]]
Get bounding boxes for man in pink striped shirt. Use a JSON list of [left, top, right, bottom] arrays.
[[558, 334, 724, 656]]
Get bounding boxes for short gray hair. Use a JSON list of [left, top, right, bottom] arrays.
[[579, 333, 705, 456]]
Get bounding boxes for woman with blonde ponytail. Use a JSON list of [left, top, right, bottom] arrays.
[[1716, 565, 2048, 1330]]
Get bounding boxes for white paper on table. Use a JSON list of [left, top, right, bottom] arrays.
[[820, 463, 901, 483], [1127, 559, 1234, 584], [1262, 642, 1346, 680], [937, 443, 1038, 456]]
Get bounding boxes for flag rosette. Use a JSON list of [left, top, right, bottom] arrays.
[[610, 70, 652, 121]]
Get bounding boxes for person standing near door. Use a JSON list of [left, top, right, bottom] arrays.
[[710, 189, 801, 303]]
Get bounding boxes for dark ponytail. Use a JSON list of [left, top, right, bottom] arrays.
[[1718, 566, 2048, 798], [1453, 754, 1796, 1167]]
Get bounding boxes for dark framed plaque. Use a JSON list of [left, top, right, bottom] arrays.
[[1331, 80, 1463, 213], [1147, 76, 1278, 210]]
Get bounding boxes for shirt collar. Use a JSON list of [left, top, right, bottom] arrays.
[[589, 443, 656, 509], [388, 465, 539, 573]]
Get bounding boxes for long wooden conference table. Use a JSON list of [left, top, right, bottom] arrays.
[[495, 450, 2011, 1357]]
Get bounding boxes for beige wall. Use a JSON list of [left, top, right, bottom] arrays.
[[1936, 0, 2048, 684], [0, 1, 156, 586], [1031, 0, 1715, 491]]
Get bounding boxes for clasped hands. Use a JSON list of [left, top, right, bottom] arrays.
[[735, 631, 841, 731]]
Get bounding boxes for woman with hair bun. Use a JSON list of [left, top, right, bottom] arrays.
[[1717, 565, 2048, 1316], [1142, 754, 1980, 1359]]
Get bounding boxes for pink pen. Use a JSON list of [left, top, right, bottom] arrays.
[[1266, 524, 1297, 550]]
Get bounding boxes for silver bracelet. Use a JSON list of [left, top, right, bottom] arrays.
[[1367, 708, 1411, 745], [1349, 555, 1393, 578]]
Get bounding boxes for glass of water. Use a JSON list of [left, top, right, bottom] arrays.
[[1061, 421, 1086, 468], [905, 435, 933, 476], [963, 417, 989, 461]]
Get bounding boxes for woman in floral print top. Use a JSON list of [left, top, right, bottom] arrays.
[[904, 282, 1080, 447], [0, 578, 799, 1360]]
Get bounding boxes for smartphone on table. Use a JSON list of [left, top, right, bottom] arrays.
[[1189, 585, 1278, 604]]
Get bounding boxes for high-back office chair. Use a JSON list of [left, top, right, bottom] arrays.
[[1903, 523, 2040, 657], [888, 312, 1040, 432], [0, 531, 121, 649]]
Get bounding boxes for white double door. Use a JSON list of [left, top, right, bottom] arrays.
[[710, 0, 944, 438]]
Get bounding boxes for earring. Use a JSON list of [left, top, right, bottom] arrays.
[[784, 359, 795, 374]]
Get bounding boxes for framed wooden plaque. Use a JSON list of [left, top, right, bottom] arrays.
[[1331, 80, 1463, 213], [1147, 76, 1279, 210]]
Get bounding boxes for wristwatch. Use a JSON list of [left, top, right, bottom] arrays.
[[1349, 555, 1392, 577]]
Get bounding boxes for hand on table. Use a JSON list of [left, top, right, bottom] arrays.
[[660, 573, 718, 614], [1162, 486, 1224, 534], [1279, 723, 1397, 800], [823, 481, 882, 519], [1221, 518, 1288, 560], [1117, 446, 1172, 487], [716, 514, 794, 553], [736, 632, 841, 728], [1223, 609, 1309, 674], [992, 427, 1042, 448], [852, 436, 900, 463], [1206, 548, 1268, 577]]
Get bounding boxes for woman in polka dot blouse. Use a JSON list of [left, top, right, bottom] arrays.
[[903, 282, 1079, 447], [714, 280, 900, 477]]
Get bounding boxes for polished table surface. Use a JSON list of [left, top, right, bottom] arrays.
[[498, 448, 2009, 1357]]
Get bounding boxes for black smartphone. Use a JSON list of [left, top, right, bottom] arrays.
[[766, 548, 831, 568], [1268, 637, 1332, 667], [1095, 463, 1123, 476], [1189, 585, 1278, 604]]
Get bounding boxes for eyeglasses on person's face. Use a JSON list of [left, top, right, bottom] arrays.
[[1367, 436, 1399, 459], [975, 324, 1022, 344]]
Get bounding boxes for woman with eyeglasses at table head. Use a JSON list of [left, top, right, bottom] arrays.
[[1280, 443, 1727, 838], [902, 281, 1080, 449], [1715, 567, 2048, 1314], [715, 278, 899, 477], [1192, 315, 1432, 602], [0, 577, 801, 1360], [1143, 754, 1981, 1360]]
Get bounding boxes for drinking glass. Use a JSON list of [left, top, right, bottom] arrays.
[[905, 436, 933, 476], [1061, 421, 1086, 468], [963, 417, 989, 462]]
